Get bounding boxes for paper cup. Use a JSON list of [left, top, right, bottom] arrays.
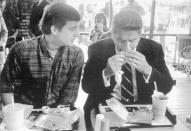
[[95, 114, 104, 131], [41, 106, 50, 114], [3, 103, 25, 130], [57, 105, 70, 112], [101, 118, 110, 131], [152, 95, 168, 121]]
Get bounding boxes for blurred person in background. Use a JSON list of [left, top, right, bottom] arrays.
[[89, 12, 110, 42], [3, 1, 21, 49], [0, 2, 84, 109], [0, 0, 7, 109], [121, 0, 145, 16], [29, 0, 66, 37], [0, 0, 7, 72]]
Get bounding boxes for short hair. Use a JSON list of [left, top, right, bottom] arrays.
[[39, 2, 80, 35], [112, 10, 142, 34], [0, 0, 5, 3]]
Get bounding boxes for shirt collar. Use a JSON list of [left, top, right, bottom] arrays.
[[39, 35, 66, 58], [39, 35, 51, 58]]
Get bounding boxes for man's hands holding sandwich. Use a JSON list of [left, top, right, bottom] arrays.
[[104, 50, 152, 79]]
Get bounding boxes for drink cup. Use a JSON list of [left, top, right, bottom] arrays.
[[152, 94, 168, 121], [3, 103, 25, 130], [41, 106, 50, 114], [95, 114, 104, 131], [101, 118, 110, 131]]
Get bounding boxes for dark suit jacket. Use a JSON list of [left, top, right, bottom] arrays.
[[82, 37, 174, 112]]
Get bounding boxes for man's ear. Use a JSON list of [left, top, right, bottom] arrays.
[[50, 25, 58, 35]]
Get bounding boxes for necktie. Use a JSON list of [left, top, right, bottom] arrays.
[[121, 63, 135, 104]]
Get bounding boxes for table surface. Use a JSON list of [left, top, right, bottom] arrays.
[[130, 120, 190, 131], [95, 105, 191, 131], [0, 107, 190, 131], [0, 109, 86, 131]]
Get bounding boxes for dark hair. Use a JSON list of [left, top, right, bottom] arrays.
[[112, 10, 142, 34], [0, 0, 5, 3], [94, 12, 107, 26], [39, 2, 80, 35]]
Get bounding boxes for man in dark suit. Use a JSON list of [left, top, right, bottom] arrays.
[[82, 10, 174, 130]]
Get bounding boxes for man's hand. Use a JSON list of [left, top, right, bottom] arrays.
[[95, 23, 104, 32], [104, 51, 126, 77], [126, 50, 152, 75]]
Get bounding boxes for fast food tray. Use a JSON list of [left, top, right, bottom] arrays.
[[28, 108, 79, 131], [98, 104, 176, 129]]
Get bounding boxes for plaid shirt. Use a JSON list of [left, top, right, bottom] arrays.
[[0, 14, 8, 44], [0, 14, 8, 65], [0, 35, 84, 108]]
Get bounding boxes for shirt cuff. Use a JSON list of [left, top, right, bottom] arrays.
[[143, 69, 152, 83], [102, 69, 111, 87]]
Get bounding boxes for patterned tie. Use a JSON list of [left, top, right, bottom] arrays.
[[121, 63, 135, 104]]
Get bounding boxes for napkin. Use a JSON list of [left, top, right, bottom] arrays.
[[126, 107, 153, 124], [106, 97, 129, 121]]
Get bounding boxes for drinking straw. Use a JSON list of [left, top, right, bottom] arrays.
[[154, 81, 158, 92], [95, 114, 104, 131], [11, 95, 14, 110], [154, 81, 159, 99]]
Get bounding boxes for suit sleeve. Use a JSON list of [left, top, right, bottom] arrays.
[[82, 44, 114, 96], [149, 44, 174, 94]]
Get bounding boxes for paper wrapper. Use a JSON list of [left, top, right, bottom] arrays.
[[106, 97, 153, 125], [106, 97, 129, 121], [34, 108, 81, 130], [126, 107, 153, 124]]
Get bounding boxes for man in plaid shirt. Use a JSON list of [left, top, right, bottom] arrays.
[[0, 2, 84, 109]]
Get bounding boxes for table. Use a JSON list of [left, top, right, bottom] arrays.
[[130, 120, 190, 131], [0, 109, 87, 131], [103, 118, 190, 131], [91, 105, 191, 131]]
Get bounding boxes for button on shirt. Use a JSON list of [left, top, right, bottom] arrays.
[[0, 35, 84, 108]]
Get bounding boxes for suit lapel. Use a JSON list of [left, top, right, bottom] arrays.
[[107, 39, 116, 57], [136, 38, 144, 54]]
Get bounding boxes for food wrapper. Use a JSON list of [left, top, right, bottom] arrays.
[[106, 97, 129, 121], [106, 97, 152, 125], [115, 70, 123, 85], [126, 107, 153, 124], [33, 108, 81, 130]]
